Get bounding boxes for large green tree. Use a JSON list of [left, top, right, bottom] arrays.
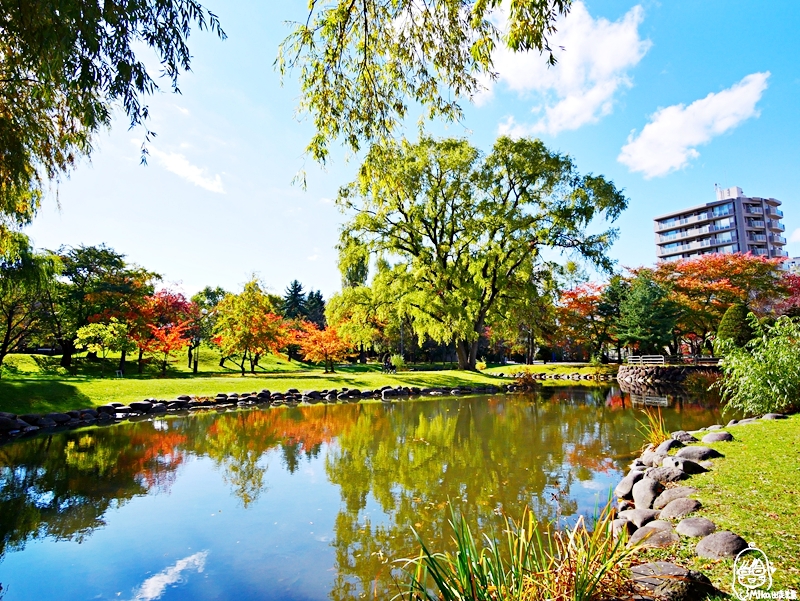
[[0, 0, 225, 238], [616, 272, 678, 356], [42, 245, 158, 367], [337, 136, 626, 370], [280, 0, 571, 165]]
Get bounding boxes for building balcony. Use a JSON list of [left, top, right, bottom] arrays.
[[767, 207, 784, 218], [770, 234, 787, 245], [750, 248, 769, 256], [765, 198, 782, 207], [771, 249, 789, 258], [749, 234, 767, 242], [745, 206, 764, 215], [768, 220, 785, 232], [746, 220, 766, 228]]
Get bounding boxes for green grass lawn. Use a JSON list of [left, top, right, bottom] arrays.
[[483, 362, 619, 377], [638, 415, 800, 595], [0, 350, 509, 414]]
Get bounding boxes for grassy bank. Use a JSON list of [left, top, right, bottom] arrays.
[[483, 362, 619, 377], [0, 353, 508, 415], [640, 414, 800, 594]]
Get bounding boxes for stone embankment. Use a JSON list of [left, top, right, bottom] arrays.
[[0, 383, 515, 443], [506, 371, 616, 382], [617, 365, 717, 386], [619, 412, 790, 600]]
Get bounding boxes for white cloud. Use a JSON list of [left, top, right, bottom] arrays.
[[790, 228, 800, 243], [173, 105, 190, 116], [319, 197, 333, 204], [618, 72, 770, 178], [307, 254, 319, 261], [148, 147, 225, 193], [129, 551, 208, 601], [487, 2, 650, 136]]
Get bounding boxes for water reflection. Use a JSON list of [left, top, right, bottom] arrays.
[[0, 385, 724, 601]]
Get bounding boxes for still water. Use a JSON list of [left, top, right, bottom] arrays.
[[0, 386, 723, 601]]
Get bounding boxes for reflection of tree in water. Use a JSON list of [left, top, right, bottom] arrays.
[[0, 422, 188, 565], [325, 393, 647, 601]]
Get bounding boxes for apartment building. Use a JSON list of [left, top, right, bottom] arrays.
[[653, 186, 787, 262]]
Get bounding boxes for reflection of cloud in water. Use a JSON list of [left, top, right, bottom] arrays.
[[130, 551, 208, 601]]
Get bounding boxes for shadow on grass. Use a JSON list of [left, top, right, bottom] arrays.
[[0, 379, 93, 414]]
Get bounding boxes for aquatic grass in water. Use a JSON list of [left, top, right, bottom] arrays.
[[635, 407, 670, 448], [397, 503, 637, 601]]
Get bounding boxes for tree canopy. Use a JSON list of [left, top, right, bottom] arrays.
[[279, 0, 571, 165], [337, 136, 626, 369]]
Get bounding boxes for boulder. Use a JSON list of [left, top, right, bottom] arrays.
[[762, 413, 788, 420], [640, 450, 668, 467], [660, 497, 701, 520], [0, 417, 18, 432], [662, 457, 707, 474], [706, 424, 723, 430], [629, 525, 680, 548], [727, 419, 739, 426], [655, 439, 684, 454], [96, 405, 117, 415], [676, 517, 717, 538], [676, 446, 723, 461], [631, 562, 715, 600], [177, 395, 192, 401], [644, 520, 674, 531], [618, 508, 661, 528], [36, 417, 57, 428], [612, 519, 636, 538], [150, 403, 167, 414], [653, 487, 697, 510], [671, 431, 699, 443], [614, 471, 644, 500], [632, 478, 664, 509], [129, 401, 153, 413], [696, 531, 749, 559], [45, 412, 71, 424], [645, 466, 689, 484], [702, 431, 733, 443]]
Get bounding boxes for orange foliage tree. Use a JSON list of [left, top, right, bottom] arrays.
[[146, 321, 192, 376], [557, 282, 610, 359], [649, 253, 784, 354], [295, 323, 352, 373]]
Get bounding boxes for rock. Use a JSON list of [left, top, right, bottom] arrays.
[[0, 411, 16, 420], [676, 446, 723, 461], [629, 525, 680, 548], [618, 508, 661, 528], [45, 412, 71, 424], [671, 430, 699, 443], [644, 520, 674, 531], [0, 417, 18, 432], [653, 487, 697, 510], [640, 450, 668, 467], [660, 497, 701, 520], [633, 478, 664, 509], [676, 517, 717, 537], [631, 562, 715, 600], [662, 457, 707, 474], [762, 413, 788, 420], [96, 405, 117, 415], [696, 531, 749, 559], [702, 431, 733, 443], [36, 417, 57, 428], [617, 500, 634, 512], [150, 403, 167, 414], [727, 419, 739, 426], [656, 439, 684, 454], [738, 417, 759, 424], [645, 466, 689, 483], [177, 395, 192, 401], [707, 424, 723, 430], [612, 519, 636, 538], [130, 401, 153, 413], [614, 471, 644, 500]]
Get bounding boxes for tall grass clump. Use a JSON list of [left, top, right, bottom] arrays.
[[635, 407, 670, 448], [396, 503, 637, 601]]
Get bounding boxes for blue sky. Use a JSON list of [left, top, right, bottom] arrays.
[[23, 0, 800, 299]]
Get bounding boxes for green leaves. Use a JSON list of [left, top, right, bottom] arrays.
[[337, 135, 625, 368], [279, 0, 572, 164], [717, 315, 800, 416]]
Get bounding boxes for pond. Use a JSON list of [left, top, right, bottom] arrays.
[[0, 385, 724, 601]]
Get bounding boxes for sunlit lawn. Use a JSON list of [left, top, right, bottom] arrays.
[[0, 348, 509, 414]]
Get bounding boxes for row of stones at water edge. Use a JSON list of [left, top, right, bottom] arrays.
[[503, 371, 617, 382], [618, 412, 791, 601], [0, 383, 516, 442], [617, 364, 718, 385]]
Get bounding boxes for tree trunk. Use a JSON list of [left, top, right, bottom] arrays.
[[188, 346, 193, 368], [239, 353, 246, 375], [455, 340, 478, 370], [359, 343, 366, 364], [59, 338, 76, 368], [118, 348, 126, 374], [138, 348, 144, 374], [219, 356, 225, 367]]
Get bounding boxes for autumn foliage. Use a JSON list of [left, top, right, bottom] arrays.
[[295, 323, 352, 373]]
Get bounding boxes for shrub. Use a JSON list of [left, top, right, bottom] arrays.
[[716, 303, 754, 348], [390, 354, 406, 371], [716, 315, 800, 416], [476, 359, 487, 371], [398, 502, 636, 601]]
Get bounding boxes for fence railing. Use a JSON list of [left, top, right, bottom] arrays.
[[626, 355, 665, 365]]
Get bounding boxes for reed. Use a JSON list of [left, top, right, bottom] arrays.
[[396, 503, 637, 601], [635, 407, 671, 448]]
